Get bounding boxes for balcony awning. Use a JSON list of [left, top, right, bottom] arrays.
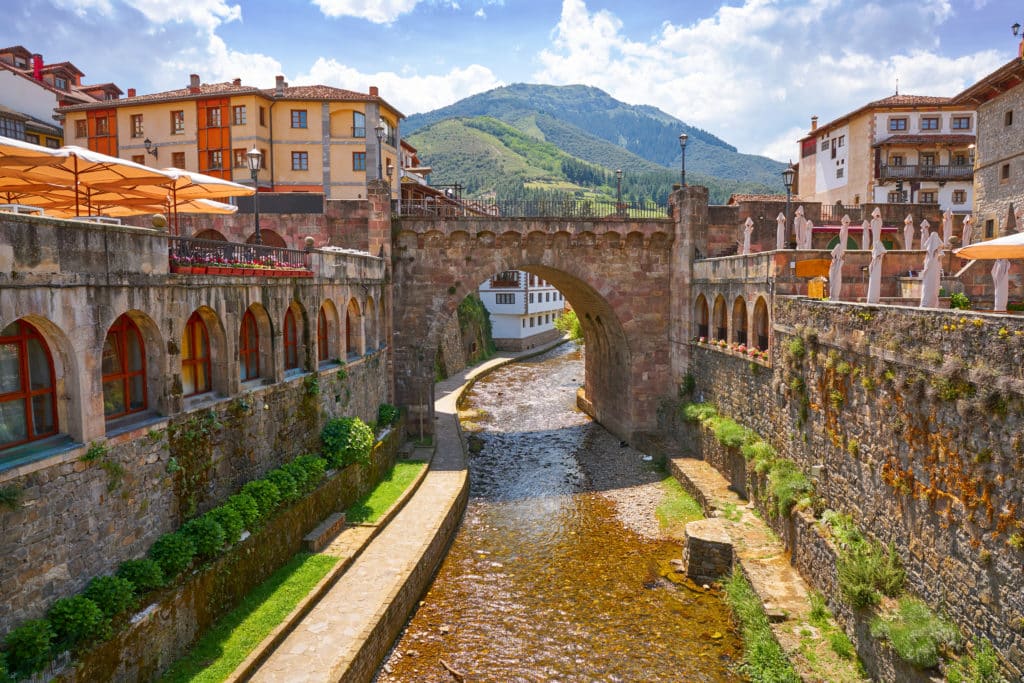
[[873, 134, 975, 147]]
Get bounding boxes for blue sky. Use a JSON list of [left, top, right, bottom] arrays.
[[4, 0, 1019, 160]]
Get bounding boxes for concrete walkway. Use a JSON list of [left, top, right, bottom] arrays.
[[249, 340, 568, 682]]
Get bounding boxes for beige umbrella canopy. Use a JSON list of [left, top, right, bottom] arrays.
[[954, 231, 1024, 259]]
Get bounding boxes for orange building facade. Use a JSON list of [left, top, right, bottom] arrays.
[[59, 75, 403, 200]]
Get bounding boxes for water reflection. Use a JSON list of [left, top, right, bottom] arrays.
[[378, 345, 742, 682]]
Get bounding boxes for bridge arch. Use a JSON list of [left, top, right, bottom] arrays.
[[391, 215, 674, 441]]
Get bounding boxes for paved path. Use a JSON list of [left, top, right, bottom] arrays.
[[249, 341, 567, 682]]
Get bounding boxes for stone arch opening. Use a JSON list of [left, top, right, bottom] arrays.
[[240, 303, 274, 384], [365, 297, 377, 352], [712, 295, 727, 341], [247, 230, 287, 248], [345, 298, 363, 360], [753, 296, 770, 351], [318, 299, 340, 366], [284, 299, 309, 373], [194, 229, 227, 241], [694, 294, 709, 340], [732, 296, 748, 346]]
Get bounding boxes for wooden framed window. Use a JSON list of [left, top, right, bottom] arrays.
[[259, 106, 266, 127], [889, 118, 907, 131], [317, 307, 329, 363], [952, 116, 971, 130], [171, 151, 186, 169], [291, 110, 307, 128], [206, 107, 222, 127], [171, 110, 185, 135], [0, 320, 57, 451], [182, 312, 211, 396], [284, 309, 299, 370], [291, 151, 308, 171], [1001, 163, 1011, 182], [102, 314, 146, 420], [208, 150, 223, 170], [130, 114, 143, 137], [233, 148, 246, 168], [920, 191, 937, 203], [353, 111, 365, 138], [920, 153, 936, 166], [820, 138, 829, 151], [239, 310, 260, 381], [131, 154, 145, 165], [24, 133, 39, 145], [232, 105, 247, 125], [75, 119, 87, 138], [889, 155, 904, 166], [952, 190, 966, 204], [352, 152, 366, 171], [95, 117, 109, 136], [920, 117, 939, 130]]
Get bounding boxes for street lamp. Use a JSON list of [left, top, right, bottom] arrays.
[[782, 161, 795, 248], [1013, 22, 1021, 36], [374, 122, 385, 181], [615, 168, 623, 215], [246, 146, 263, 245], [679, 133, 688, 187]]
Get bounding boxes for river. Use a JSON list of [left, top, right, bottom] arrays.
[[377, 343, 743, 682]]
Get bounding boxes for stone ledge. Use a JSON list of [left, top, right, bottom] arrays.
[[303, 512, 346, 552]]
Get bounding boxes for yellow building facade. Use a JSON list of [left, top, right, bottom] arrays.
[[58, 75, 402, 200]]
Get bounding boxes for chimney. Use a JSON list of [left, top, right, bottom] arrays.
[[369, 85, 379, 97], [189, 73, 200, 94], [275, 75, 286, 96], [32, 54, 42, 81], [127, 88, 136, 98], [811, 115, 818, 132], [233, 78, 241, 86]]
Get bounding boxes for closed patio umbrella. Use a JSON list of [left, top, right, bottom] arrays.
[[920, 232, 943, 308], [992, 259, 1011, 311]]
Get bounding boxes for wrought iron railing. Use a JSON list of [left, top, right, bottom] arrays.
[[398, 197, 670, 219], [167, 236, 310, 272], [879, 164, 972, 181], [818, 204, 864, 223]]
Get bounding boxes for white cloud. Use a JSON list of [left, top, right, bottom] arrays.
[[312, 0, 420, 24], [293, 58, 504, 116], [535, 0, 1002, 159], [475, 8, 485, 17]]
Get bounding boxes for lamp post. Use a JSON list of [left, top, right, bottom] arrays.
[[679, 133, 688, 187], [143, 138, 158, 159], [782, 161, 795, 248], [375, 122, 385, 182], [246, 146, 263, 245], [615, 168, 623, 215]]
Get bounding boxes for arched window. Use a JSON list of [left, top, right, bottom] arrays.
[[239, 310, 260, 381], [345, 299, 361, 360], [712, 296, 727, 341], [317, 307, 329, 363], [753, 297, 770, 351], [0, 320, 57, 450], [102, 314, 146, 419], [694, 295, 709, 340], [182, 312, 211, 396], [284, 308, 299, 371], [365, 298, 376, 351], [732, 297, 748, 345]]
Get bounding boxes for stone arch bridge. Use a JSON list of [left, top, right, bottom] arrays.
[[391, 188, 704, 441]]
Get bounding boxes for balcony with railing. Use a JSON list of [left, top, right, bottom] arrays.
[[878, 164, 973, 181], [167, 236, 312, 277]]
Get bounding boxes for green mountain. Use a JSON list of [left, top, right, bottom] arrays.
[[407, 115, 778, 205], [403, 83, 786, 189]]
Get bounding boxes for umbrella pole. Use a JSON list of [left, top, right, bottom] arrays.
[[74, 153, 81, 217], [173, 186, 179, 235]]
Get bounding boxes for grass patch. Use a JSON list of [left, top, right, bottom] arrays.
[[723, 569, 800, 683], [655, 476, 703, 532], [160, 553, 338, 682], [946, 639, 1007, 683], [345, 460, 426, 524], [870, 598, 960, 669]]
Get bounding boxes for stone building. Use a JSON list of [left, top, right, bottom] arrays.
[[953, 53, 1024, 238]]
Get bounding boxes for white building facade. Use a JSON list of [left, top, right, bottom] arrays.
[[478, 271, 565, 351]]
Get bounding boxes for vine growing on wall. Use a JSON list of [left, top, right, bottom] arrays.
[[167, 409, 223, 520], [80, 441, 125, 492]]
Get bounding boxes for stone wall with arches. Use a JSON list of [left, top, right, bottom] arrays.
[[0, 213, 391, 633]]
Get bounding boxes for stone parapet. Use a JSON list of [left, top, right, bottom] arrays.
[[681, 518, 733, 584]]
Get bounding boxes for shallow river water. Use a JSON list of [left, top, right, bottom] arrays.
[[377, 344, 743, 682]]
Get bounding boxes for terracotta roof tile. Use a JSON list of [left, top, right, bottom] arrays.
[[866, 94, 951, 108], [873, 133, 976, 147]]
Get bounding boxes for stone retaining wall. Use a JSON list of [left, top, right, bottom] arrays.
[[678, 297, 1024, 677], [56, 422, 403, 682]]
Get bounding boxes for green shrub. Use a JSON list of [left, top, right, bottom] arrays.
[[292, 455, 327, 493], [281, 460, 312, 496], [681, 402, 717, 424], [182, 515, 227, 560], [242, 479, 281, 519], [837, 541, 905, 609], [947, 639, 1007, 683], [4, 618, 54, 679], [740, 439, 776, 464], [48, 595, 106, 649], [821, 510, 863, 548], [875, 543, 906, 597], [950, 292, 971, 310], [148, 532, 196, 579], [870, 598, 960, 669], [265, 468, 299, 503], [829, 630, 856, 660], [83, 575, 136, 618], [713, 418, 753, 448], [226, 492, 260, 529], [0, 652, 9, 683], [116, 558, 165, 594], [376, 403, 400, 428], [786, 336, 805, 360], [320, 417, 374, 469], [767, 459, 813, 517], [208, 505, 244, 545]]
